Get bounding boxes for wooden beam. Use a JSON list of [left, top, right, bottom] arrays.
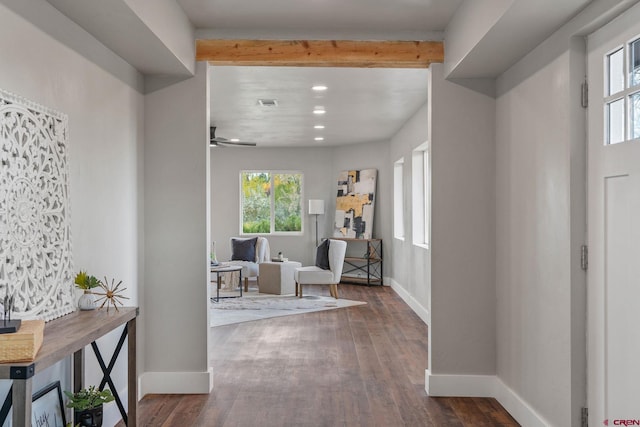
[[196, 39, 443, 68]]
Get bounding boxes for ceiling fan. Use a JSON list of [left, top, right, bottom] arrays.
[[209, 126, 257, 147]]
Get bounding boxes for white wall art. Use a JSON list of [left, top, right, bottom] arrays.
[[0, 89, 75, 321]]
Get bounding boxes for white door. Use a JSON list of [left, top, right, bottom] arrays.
[[587, 4, 640, 425]]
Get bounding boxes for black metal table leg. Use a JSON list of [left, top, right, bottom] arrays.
[[90, 326, 129, 425]]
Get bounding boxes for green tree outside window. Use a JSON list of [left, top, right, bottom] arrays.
[[241, 171, 302, 234]]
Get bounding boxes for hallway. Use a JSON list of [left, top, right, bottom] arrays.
[[132, 285, 518, 426]]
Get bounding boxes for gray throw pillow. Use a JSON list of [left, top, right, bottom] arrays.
[[315, 239, 331, 270], [231, 237, 258, 261]]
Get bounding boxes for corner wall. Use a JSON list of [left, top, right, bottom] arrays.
[[142, 62, 211, 394], [494, 4, 596, 424], [388, 103, 431, 323], [427, 63, 496, 381]]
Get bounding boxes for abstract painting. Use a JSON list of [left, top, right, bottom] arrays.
[[333, 169, 377, 239], [0, 89, 75, 321]]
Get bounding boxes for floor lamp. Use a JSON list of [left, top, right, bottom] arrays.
[[308, 199, 325, 247]]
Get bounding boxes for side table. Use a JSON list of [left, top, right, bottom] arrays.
[[211, 264, 243, 302], [259, 261, 302, 295]]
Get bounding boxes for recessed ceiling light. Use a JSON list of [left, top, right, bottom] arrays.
[[314, 137, 324, 141], [230, 138, 240, 142], [312, 85, 328, 91], [313, 109, 326, 115], [314, 125, 325, 129]]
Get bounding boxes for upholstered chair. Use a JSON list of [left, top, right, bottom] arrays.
[[294, 239, 347, 299], [228, 236, 271, 291]]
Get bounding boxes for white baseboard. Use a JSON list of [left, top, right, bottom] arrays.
[[493, 377, 552, 427], [139, 368, 214, 398], [425, 371, 498, 397], [425, 371, 552, 427], [388, 278, 430, 326]]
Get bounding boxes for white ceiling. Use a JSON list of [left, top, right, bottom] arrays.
[[179, 0, 462, 35], [210, 66, 429, 147], [185, 0, 457, 148], [45, 0, 599, 148]]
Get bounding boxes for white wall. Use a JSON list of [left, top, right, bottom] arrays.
[[142, 62, 212, 395], [428, 63, 496, 378], [209, 142, 392, 268], [210, 146, 333, 265], [490, 0, 640, 424], [496, 49, 575, 427], [0, 2, 143, 425]]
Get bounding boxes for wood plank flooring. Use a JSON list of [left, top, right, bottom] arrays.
[[127, 285, 519, 426]]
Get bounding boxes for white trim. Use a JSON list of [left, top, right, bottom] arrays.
[[425, 372, 552, 427], [493, 378, 553, 427], [139, 369, 214, 398], [388, 278, 429, 326]]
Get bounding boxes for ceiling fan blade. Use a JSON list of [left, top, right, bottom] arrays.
[[210, 126, 257, 147], [216, 140, 257, 147]]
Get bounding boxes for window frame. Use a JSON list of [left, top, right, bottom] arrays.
[[604, 36, 640, 145], [393, 158, 405, 240], [411, 142, 430, 249], [239, 170, 304, 236]]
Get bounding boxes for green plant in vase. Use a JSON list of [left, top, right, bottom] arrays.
[[74, 270, 101, 310], [64, 386, 114, 427]]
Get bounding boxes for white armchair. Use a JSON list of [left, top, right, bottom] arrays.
[[228, 236, 271, 291], [294, 239, 347, 299]]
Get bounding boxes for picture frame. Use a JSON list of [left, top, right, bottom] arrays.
[[0, 381, 67, 427], [32, 381, 66, 427]]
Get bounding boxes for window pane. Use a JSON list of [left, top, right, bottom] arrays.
[[609, 48, 625, 95], [273, 173, 302, 232], [608, 98, 625, 145], [630, 38, 640, 87], [631, 92, 640, 140], [423, 151, 429, 246], [393, 160, 404, 239], [241, 172, 271, 233]]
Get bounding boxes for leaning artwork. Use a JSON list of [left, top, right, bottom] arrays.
[[0, 89, 75, 321], [333, 169, 377, 239]]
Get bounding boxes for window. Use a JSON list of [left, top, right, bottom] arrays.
[[605, 37, 640, 144], [393, 158, 405, 240], [412, 142, 429, 248], [240, 171, 303, 234]]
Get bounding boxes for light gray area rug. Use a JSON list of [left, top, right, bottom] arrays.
[[210, 293, 366, 327]]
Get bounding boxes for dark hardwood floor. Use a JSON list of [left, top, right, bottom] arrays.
[[128, 284, 519, 426]]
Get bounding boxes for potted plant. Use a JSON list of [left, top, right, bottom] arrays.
[[64, 386, 114, 427], [74, 270, 101, 310]]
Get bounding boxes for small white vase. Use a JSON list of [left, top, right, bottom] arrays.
[[78, 291, 96, 310]]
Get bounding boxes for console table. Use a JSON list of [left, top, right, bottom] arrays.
[[0, 307, 138, 427], [333, 238, 383, 285]]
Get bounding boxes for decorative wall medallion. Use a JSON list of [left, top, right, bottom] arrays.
[[0, 89, 75, 321]]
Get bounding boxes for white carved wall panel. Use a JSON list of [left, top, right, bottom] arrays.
[[0, 89, 75, 321]]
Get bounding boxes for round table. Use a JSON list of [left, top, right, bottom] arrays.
[[211, 264, 243, 302]]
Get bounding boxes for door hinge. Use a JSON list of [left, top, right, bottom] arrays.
[[581, 245, 588, 271], [581, 79, 589, 108], [582, 407, 588, 427]]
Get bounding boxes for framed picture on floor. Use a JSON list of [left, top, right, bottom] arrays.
[[32, 381, 66, 427]]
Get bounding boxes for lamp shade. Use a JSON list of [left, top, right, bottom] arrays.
[[308, 199, 325, 215]]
